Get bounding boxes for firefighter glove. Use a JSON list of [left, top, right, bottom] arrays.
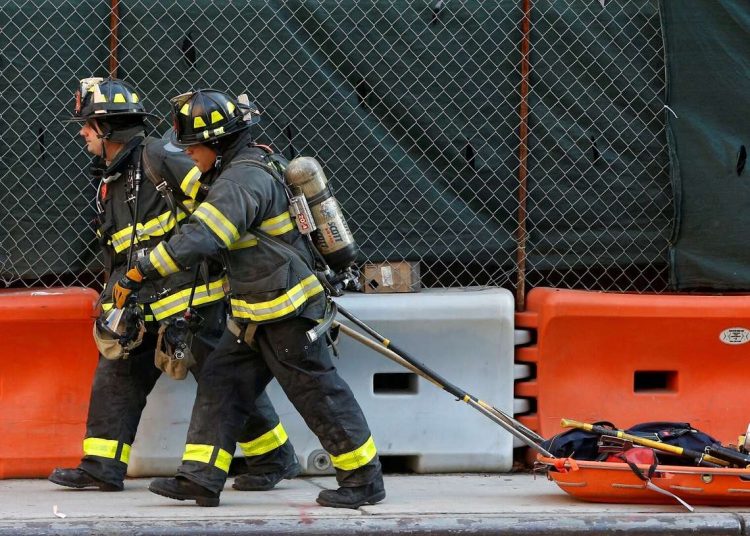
[[112, 266, 144, 308]]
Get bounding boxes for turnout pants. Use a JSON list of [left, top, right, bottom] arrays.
[[178, 317, 382, 493], [78, 302, 286, 486]]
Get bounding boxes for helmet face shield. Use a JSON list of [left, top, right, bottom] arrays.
[[93, 306, 145, 360]]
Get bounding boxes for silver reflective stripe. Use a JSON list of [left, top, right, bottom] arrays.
[[193, 202, 239, 246], [149, 242, 180, 277], [259, 211, 294, 236], [230, 275, 323, 322], [149, 277, 226, 320], [111, 210, 187, 253], [228, 232, 258, 250], [180, 167, 201, 200]]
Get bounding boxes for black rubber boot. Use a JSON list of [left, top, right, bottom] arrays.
[[316, 475, 385, 509], [148, 476, 220, 507], [48, 467, 123, 491], [232, 459, 302, 491]]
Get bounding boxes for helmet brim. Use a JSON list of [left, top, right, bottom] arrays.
[[64, 110, 162, 124], [169, 122, 250, 149], [162, 128, 186, 152]]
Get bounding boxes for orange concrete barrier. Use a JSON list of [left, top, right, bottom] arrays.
[[515, 287, 750, 443], [0, 287, 99, 478]]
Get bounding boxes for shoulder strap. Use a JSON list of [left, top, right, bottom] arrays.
[[141, 144, 195, 218]]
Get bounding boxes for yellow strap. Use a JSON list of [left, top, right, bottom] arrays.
[[329, 436, 377, 471]]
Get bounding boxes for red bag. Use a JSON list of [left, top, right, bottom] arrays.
[[605, 446, 656, 466]]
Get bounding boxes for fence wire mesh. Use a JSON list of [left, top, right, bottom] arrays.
[[0, 0, 671, 297]]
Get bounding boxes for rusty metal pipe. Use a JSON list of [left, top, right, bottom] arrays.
[[108, 0, 120, 78], [515, 0, 532, 312]]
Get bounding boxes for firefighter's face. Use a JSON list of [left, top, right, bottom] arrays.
[[79, 120, 104, 156], [185, 143, 217, 173]]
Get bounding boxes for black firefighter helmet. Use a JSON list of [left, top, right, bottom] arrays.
[[169, 89, 260, 148], [70, 77, 158, 122]]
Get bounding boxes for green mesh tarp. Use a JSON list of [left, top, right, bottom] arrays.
[[526, 1, 670, 288], [0, 2, 109, 282], [662, 0, 750, 289], [2, 1, 672, 290]]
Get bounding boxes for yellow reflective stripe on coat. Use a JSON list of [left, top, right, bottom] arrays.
[[238, 423, 288, 457], [329, 436, 377, 471], [193, 202, 240, 247], [182, 444, 233, 473], [110, 210, 187, 254], [149, 277, 227, 320], [149, 242, 180, 277], [83, 437, 131, 464], [227, 211, 293, 250], [101, 302, 155, 322], [228, 232, 258, 250], [230, 275, 324, 322], [259, 211, 294, 236], [180, 166, 201, 200]]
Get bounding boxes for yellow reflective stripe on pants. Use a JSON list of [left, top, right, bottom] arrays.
[[149, 277, 227, 320], [238, 423, 288, 457], [193, 202, 239, 247], [229, 275, 324, 322], [329, 436, 377, 471], [182, 444, 233, 473], [83, 437, 131, 464], [149, 242, 180, 277]]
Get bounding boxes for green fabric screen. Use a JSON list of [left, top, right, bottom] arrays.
[[662, 0, 750, 289]]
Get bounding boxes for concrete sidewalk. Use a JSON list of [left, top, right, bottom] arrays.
[[2, 473, 750, 535]]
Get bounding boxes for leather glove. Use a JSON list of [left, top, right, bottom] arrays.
[[112, 266, 144, 309]]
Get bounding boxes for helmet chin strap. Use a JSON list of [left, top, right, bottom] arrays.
[[211, 140, 223, 172], [93, 120, 112, 162]]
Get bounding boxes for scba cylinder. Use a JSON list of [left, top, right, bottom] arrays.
[[283, 157, 359, 272]]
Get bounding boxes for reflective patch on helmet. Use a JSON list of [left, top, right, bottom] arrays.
[[227, 101, 235, 114], [211, 110, 224, 124], [113, 93, 126, 103], [194, 116, 207, 128], [132, 93, 139, 103], [180, 103, 190, 115]]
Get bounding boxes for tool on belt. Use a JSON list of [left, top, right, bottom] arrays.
[[154, 264, 205, 379]]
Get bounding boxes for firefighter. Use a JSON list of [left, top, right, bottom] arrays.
[[112, 89, 385, 509], [49, 78, 299, 495]]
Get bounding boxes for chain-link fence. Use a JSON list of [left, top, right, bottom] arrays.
[[0, 1, 671, 300]]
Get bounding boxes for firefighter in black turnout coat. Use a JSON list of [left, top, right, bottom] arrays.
[[113, 89, 385, 508], [49, 78, 296, 494]]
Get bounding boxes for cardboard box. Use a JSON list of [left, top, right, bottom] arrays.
[[360, 261, 421, 293]]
